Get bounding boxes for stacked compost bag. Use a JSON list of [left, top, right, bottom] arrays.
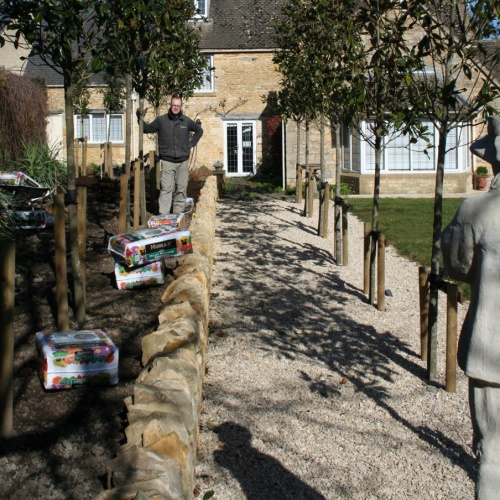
[[108, 198, 194, 290]]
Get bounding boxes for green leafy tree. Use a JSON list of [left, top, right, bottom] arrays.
[[274, 0, 422, 282], [275, 0, 364, 256], [405, 0, 499, 378], [273, 0, 323, 204], [351, 0, 430, 304], [98, 0, 208, 163]]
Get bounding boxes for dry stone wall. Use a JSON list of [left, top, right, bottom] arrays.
[[98, 176, 219, 500]]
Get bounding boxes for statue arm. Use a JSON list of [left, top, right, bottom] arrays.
[[441, 207, 475, 284]]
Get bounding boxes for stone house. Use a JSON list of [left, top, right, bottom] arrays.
[[1, 1, 499, 194], [2, 0, 288, 180]]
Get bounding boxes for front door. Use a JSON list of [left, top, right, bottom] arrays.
[[224, 121, 256, 176]]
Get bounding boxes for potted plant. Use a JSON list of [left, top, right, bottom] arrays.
[[474, 166, 490, 191]]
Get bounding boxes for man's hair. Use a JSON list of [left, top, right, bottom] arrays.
[[171, 95, 182, 103]]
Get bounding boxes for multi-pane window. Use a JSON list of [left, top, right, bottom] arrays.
[[75, 113, 124, 143], [195, 54, 214, 93], [387, 131, 410, 171], [362, 120, 467, 172]]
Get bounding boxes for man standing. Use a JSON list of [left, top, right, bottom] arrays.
[[441, 116, 500, 500], [137, 96, 203, 215]]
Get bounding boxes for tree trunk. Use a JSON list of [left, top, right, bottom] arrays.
[[138, 96, 144, 162], [427, 127, 447, 379], [318, 119, 326, 236], [370, 134, 382, 305], [305, 120, 312, 217], [125, 74, 133, 176], [295, 121, 302, 204], [426, 0, 456, 381], [64, 79, 85, 326], [334, 124, 342, 264]]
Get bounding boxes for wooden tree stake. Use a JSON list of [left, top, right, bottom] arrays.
[[0, 239, 15, 438], [363, 223, 371, 295], [140, 163, 147, 225], [377, 233, 386, 311], [133, 160, 141, 229], [119, 173, 128, 234], [445, 283, 458, 393], [54, 194, 69, 331], [342, 204, 348, 266], [418, 266, 430, 361], [307, 167, 314, 218]]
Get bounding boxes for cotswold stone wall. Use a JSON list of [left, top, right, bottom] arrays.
[[98, 176, 218, 500]]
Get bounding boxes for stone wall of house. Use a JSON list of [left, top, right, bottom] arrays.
[[44, 51, 282, 174], [0, 31, 31, 74], [285, 119, 477, 195], [144, 52, 282, 171], [47, 87, 129, 172], [97, 175, 218, 500], [342, 171, 473, 195]]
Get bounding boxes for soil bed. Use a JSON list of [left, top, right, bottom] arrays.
[[0, 176, 173, 500]]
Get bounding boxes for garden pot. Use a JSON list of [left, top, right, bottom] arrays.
[[475, 175, 489, 191]]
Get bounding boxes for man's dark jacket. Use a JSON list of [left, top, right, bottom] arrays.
[[143, 109, 203, 163]]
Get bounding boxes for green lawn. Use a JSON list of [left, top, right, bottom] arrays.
[[345, 197, 465, 269]]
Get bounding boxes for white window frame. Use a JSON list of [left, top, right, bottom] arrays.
[[223, 120, 257, 176], [358, 120, 468, 173], [74, 112, 124, 144], [194, 54, 214, 93], [192, 0, 209, 19]]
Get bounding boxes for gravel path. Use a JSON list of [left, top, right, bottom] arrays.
[[196, 195, 475, 500]]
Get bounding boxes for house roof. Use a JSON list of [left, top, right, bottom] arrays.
[[23, 54, 107, 86], [199, 0, 287, 51], [20, 0, 288, 86]]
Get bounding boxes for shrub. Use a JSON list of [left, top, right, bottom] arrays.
[[14, 141, 67, 195], [0, 70, 48, 167]]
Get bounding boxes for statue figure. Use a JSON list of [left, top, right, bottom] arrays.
[[441, 115, 500, 499]]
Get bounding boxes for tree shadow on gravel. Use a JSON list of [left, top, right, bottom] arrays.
[[213, 422, 328, 500], [212, 195, 476, 482]]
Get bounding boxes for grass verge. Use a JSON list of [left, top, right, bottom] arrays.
[[346, 196, 469, 297]]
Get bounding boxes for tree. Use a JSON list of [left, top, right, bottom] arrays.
[[405, 0, 500, 378], [350, 0, 430, 304], [73, 74, 91, 141], [101, 74, 126, 142], [274, 0, 425, 285], [274, 0, 362, 249], [98, 0, 208, 163], [0, 0, 107, 325]]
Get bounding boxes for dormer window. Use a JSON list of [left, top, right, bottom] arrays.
[[193, 0, 209, 18]]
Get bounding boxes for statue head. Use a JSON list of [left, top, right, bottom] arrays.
[[471, 116, 500, 175]]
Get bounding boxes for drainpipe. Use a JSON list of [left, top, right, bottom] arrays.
[[470, 121, 476, 175], [282, 120, 286, 190]]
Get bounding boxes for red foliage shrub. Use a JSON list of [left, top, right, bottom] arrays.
[[0, 70, 48, 165]]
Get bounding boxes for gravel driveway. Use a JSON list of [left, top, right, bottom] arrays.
[[196, 194, 475, 500]]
